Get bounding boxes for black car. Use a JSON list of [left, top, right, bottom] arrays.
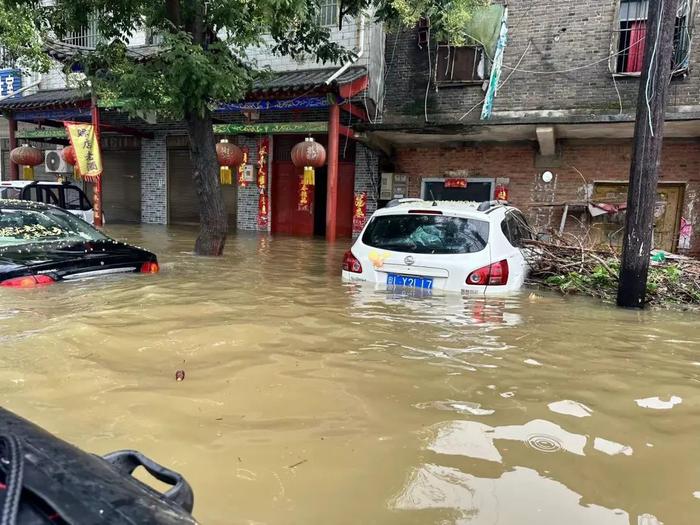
[[0, 200, 158, 287]]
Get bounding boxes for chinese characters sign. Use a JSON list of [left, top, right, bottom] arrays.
[[64, 122, 102, 181], [353, 192, 368, 233], [257, 137, 270, 228]]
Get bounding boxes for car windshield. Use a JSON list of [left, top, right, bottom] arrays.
[[362, 213, 489, 254], [0, 206, 108, 247]]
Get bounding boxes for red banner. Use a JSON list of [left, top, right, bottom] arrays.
[[298, 176, 314, 212], [257, 137, 269, 190], [237, 146, 249, 187], [444, 178, 467, 188], [258, 193, 269, 228], [352, 192, 368, 233]]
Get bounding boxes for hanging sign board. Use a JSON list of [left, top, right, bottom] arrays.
[[444, 178, 468, 188]]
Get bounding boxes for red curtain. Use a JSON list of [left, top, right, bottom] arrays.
[[626, 21, 647, 73]]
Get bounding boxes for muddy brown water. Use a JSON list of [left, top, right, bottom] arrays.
[[1, 225, 699, 525]]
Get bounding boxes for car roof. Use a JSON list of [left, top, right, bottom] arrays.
[[0, 181, 76, 188], [375, 199, 514, 220]]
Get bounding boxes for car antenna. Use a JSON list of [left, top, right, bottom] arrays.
[[429, 189, 437, 205]]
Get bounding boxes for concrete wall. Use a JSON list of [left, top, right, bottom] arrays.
[[392, 139, 700, 255], [383, 0, 700, 124], [140, 133, 168, 224]]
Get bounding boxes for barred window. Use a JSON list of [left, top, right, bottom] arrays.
[[62, 14, 101, 48], [435, 45, 485, 84], [317, 0, 339, 27], [612, 0, 692, 75]]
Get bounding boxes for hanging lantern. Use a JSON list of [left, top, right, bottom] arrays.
[[10, 144, 43, 181], [62, 145, 76, 166], [291, 137, 326, 186], [216, 139, 243, 185], [495, 184, 509, 202]]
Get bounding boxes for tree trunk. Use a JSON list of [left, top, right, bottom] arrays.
[[616, 0, 678, 308], [185, 108, 228, 256]]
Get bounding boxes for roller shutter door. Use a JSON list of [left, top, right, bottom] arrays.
[[168, 148, 237, 225], [101, 150, 141, 223]]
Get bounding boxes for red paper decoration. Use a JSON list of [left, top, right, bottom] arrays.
[[353, 192, 368, 233]]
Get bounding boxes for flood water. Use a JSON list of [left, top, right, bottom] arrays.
[[1, 224, 699, 524]]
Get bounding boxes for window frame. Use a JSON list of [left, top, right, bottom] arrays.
[[610, 0, 693, 77], [316, 0, 339, 27], [434, 44, 486, 86]]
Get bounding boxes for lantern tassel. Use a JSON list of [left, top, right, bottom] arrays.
[[220, 166, 232, 185], [303, 166, 315, 186], [22, 166, 34, 181]]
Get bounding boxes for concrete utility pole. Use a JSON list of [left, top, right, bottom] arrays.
[[617, 0, 679, 308]]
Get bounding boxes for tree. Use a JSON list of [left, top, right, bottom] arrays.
[[0, 0, 486, 255]]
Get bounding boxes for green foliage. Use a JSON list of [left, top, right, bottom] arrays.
[[0, 0, 488, 117]]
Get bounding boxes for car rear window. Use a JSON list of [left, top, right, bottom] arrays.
[[0, 207, 108, 247], [362, 214, 489, 254]]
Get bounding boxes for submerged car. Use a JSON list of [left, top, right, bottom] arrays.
[[0, 180, 96, 224], [0, 200, 158, 288], [342, 199, 532, 294]]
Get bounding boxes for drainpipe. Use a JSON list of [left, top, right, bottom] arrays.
[[325, 13, 366, 85]]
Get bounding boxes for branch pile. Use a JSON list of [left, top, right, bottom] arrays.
[[523, 238, 700, 308]]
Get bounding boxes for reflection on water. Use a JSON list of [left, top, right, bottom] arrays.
[[0, 225, 699, 524]]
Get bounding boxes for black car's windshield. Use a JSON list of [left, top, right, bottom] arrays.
[[362, 213, 489, 254], [0, 206, 108, 247]]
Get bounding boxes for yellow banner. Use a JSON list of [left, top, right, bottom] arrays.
[[65, 123, 102, 180]]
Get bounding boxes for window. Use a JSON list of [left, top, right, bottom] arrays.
[[613, 0, 692, 75], [362, 214, 490, 254], [501, 211, 532, 248], [317, 0, 339, 27], [435, 45, 485, 84], [422, 179, 494, 202], [62, 14, 101, 48]]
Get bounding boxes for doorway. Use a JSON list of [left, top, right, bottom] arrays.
[[313, 168, 327, 237]]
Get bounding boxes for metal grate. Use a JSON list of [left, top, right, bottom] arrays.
[[62, 15, 101, 48], [435, 45, 485, 84], [317, 0, 339, 27], [613, 0, 692, 74]]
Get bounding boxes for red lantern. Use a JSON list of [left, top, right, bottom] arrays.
[[216, 139, 243, 186], [10, 145, 43, 181], [291, 138, 326, 186], [10, 145, 43, 167], [495, 184, 509, 201], [62, 145, 76, 166]]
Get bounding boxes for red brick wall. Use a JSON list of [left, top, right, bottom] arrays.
[[394, 140, 700, 255]]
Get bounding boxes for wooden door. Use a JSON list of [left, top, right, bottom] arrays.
[[337, 162, 355, 239], [592, 182, 684, 252], [271, 161, 313, 236]]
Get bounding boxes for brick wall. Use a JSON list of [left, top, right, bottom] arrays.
[[140, 133, 168, 224], [393, 139, 700, 255], [353, 143, 379, 234], [383, 0, 700, 124], [236, 136, 271, 232]]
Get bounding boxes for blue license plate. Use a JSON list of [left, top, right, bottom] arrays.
[[387, 273, 433, 289]]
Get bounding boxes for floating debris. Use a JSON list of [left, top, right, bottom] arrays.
[[175, 370, 185, 381]]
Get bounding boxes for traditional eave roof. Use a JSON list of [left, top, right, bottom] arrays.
[[0, 88, 90, 110], [45, 39, 161, 63]]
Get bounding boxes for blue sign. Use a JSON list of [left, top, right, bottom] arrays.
[[0, 69, 22, 98], [216, 94, 344, 113]]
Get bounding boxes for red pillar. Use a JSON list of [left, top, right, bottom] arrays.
[[326, 103, 340, 241], [8, 116, 18, 180], [91, 99, 103, 227]]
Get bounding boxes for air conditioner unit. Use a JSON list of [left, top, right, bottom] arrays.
[[45, 149, 71, 174]]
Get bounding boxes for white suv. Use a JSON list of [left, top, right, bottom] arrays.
[[342, 199, 532, 294]]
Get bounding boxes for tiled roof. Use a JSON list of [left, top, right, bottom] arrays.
[[45, 39, 161, 63], [251, 66, 367, 93], [0, 66, 368, 112], [0, 88, 90, 110]]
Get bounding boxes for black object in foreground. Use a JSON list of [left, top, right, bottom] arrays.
[[0, 407, 197, 524]]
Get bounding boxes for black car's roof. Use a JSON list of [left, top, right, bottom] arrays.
[[0, 199, 54, 212]]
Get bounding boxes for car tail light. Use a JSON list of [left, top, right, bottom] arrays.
[[140, 261, 160, 274], [342, 251, 363, 273], [1, 274, 55, 288], [466, 260, 509, 286]]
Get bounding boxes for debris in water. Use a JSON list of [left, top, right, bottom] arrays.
[[635, 395, 682, 409], [175, 370, 185, 381], [287, 459, 308, 469]]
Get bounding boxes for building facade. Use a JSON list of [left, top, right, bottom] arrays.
[[0, 5, 383, 241], [365, 0, 700, 255]]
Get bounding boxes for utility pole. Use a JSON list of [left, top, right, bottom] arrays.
[[617, 0, 679, 308]]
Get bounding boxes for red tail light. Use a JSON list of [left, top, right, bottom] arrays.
[[342, 251, 363, 273], [140, 261, 160, 274], [1, 274, 55, 288], [466, 260, 509, 286]]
